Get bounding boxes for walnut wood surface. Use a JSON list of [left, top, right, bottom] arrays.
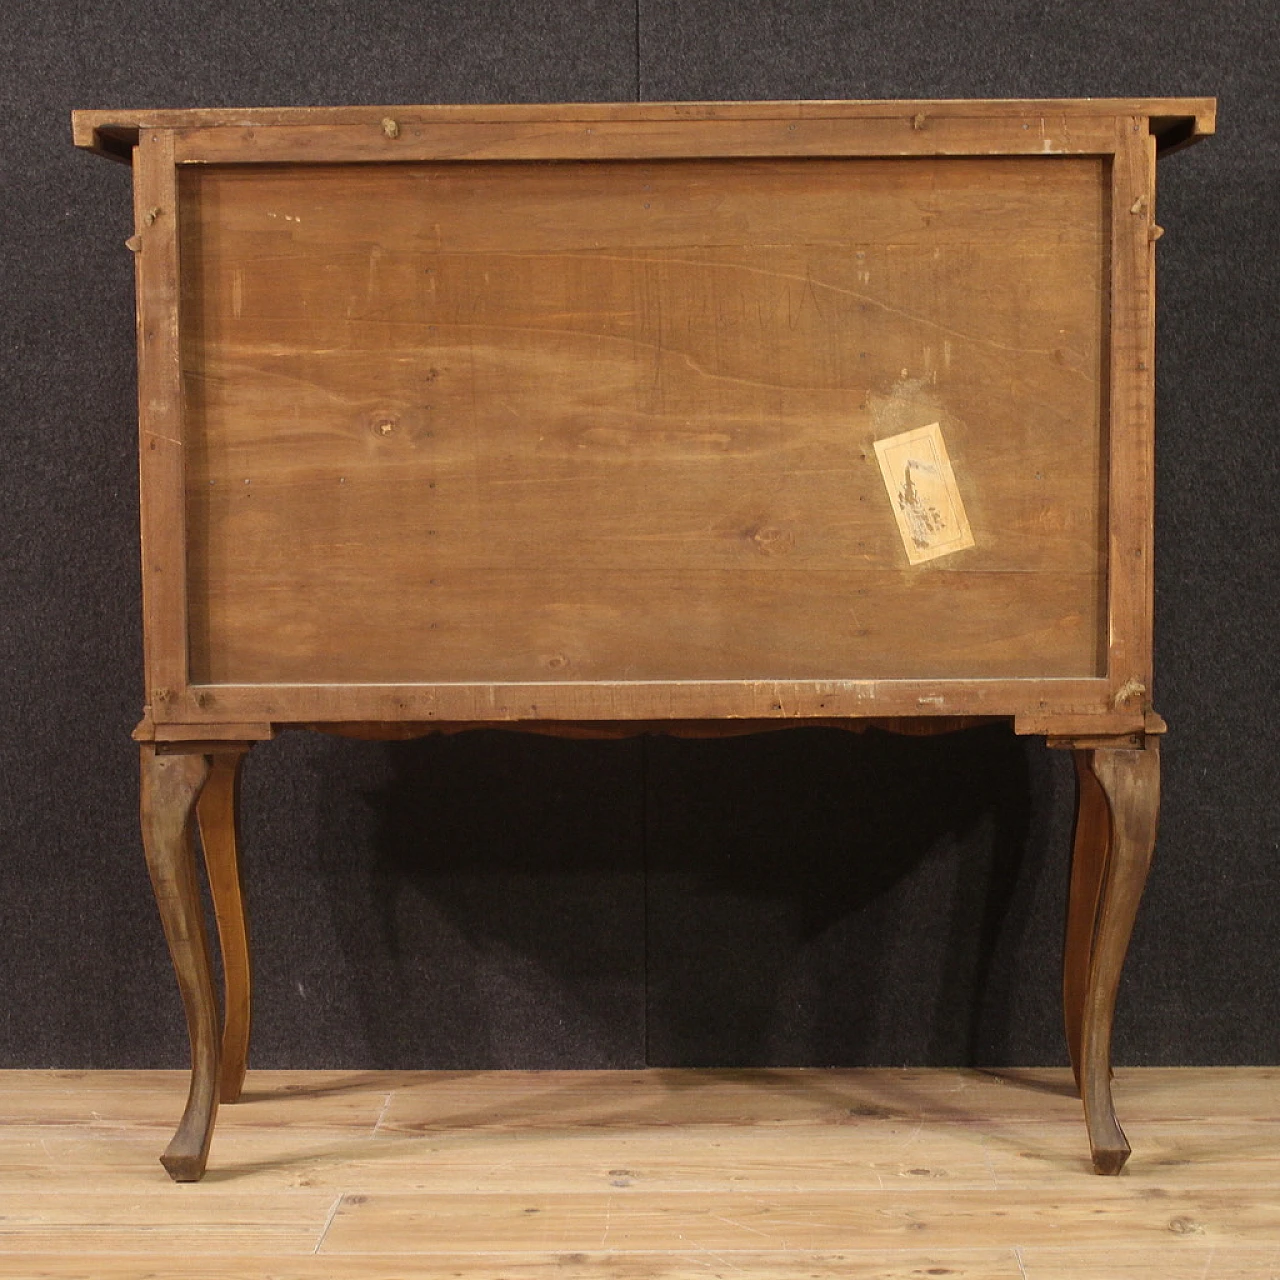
[[1104, 121, 1159, 722], [71, 97, 1217, 161], [132, 130, 189, 709], [195, 750, 252, 1104], [1076, 741, 1161, 1174], [138, 746, 217, 1181], [1063, 749, 1111, 1091], [179, 155, 1107, 689]]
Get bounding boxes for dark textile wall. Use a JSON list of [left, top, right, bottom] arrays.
[[1, 2, 1276, 1071]]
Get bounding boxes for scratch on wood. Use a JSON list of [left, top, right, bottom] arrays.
[[312, 1193, 344, 1254], [473, 250, 1095, 366]]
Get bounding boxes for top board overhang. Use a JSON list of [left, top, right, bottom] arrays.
[[72, 98, 1217, 164]]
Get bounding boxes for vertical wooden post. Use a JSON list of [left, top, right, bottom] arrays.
[[132, 127, 190, 720]]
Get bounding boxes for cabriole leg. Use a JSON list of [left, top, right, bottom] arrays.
[[1076, 741, 1161, 1175], [196, 749, 252, 1104], [1063, 749, 1112, 1092], [139, 745, 217, 1182]]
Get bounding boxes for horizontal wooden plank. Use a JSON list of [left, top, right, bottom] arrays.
[[0, 1122, 998, 1193], [182, 155, 1107, 252], [0, 1251, 1029, 1279], [372, 1067, 1280, 1131], [71, 97, 1216, 161], [187, 453, 1101, 578], [320, 1186, 1280, 1253], [155, 677, 1125, 726], [149, 722, 273, 742], [13, 1251, 1279, 1280], [0, 1191, 334, 1254], [9, 1067, 1273, 1126], [0, 1070, 388, 1129], [189, 567, 1102, 685], [1018, 1247, 1280, 1280], [168, 115, 1122, 164], [8, 1118, 1280, 1194]]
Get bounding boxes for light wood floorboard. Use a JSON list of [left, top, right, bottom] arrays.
[[0, 1068, 1276, 1278]]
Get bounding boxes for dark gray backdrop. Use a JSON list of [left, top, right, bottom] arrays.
[[2, 1, 1276, 1070]]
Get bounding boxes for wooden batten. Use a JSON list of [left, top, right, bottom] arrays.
[[73, 98, 1216, 161]]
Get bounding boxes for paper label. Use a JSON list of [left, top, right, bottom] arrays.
[[873, 423, 975, 564]]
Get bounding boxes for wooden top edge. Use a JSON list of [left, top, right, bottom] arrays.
[[72, 97, 1216, 160]]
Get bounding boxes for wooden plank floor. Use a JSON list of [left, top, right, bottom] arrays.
[[1, 1068, 1277, 1278]]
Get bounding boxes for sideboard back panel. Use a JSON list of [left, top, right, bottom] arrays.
[[178, 156, 1108, 685]]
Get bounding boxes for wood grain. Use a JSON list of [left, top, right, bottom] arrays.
[[1105, 119, 1159, 716], [133, 128, 189, 708], [0, 1254, 1031, 1280], [168, 113, 1128, 165], [161, 677, 1125, 730], [179, 156, 1108, 688], [195, 749, 252, 1104], [1079, 742, 1161, 1174], [138, 747, 218, 1182], [1, 1069, 1273, 1275], [1063, 749, 1112, 1090], [0, 1191, 332, 1254], [7, 1118, 1280, 1194], [70, 97, 1217, 161], [318, 1186, 1280, 1253], [1019, 1249, 1280, 1280]]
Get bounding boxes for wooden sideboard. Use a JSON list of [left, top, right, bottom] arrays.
[[73, 98, 1215, 1181]]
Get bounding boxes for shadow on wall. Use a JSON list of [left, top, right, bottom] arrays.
[[642, 726, 1040, 1068], [304, 725, 1050, 1070]]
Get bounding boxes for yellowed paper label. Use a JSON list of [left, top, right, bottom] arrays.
[[873, 423, 975, 564]]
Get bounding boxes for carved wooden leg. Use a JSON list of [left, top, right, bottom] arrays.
[[139, 745, 217, 1182], [196, 749, 252, 1104], [1063, 749, 1112, 1092], [1077, 741, 1160, 1175]]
